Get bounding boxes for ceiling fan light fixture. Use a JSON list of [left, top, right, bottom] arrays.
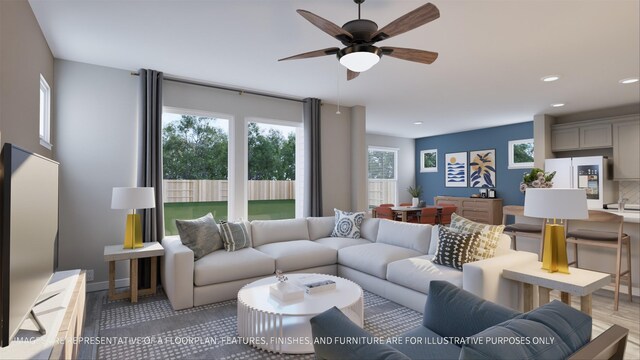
[[338, 45, 381, 72]]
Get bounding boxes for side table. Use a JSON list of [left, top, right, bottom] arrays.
[[103, 242, 165, 303], [503, 261, 610, 315]]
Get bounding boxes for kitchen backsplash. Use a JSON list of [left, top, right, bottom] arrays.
[[618, 181, 640, 204]]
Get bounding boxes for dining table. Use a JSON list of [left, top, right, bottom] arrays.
[[371, 206, 443, 222]]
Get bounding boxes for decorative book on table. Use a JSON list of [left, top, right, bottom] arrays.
[[296, 275, 336, 294], [269, 282, 304, 302]]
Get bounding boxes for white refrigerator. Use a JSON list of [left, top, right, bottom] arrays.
[[544, 156, 617, 209]]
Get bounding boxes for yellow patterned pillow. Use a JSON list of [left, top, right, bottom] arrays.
[[449, 213, 505, 261]]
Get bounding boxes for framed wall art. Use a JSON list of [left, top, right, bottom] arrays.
[[420, 149, 438, 173], [469, 149, 496, 188], [445, 152, 467, 187]]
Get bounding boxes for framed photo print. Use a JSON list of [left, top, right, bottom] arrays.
[[508, 139, 534, 169], [445, 152, 467, 187], [469, 149, 496, 188], [420, 149, 438, 173]]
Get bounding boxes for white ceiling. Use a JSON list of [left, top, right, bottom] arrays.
[[29, 0, 640, 138]]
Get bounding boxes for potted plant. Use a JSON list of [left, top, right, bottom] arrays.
[[407, 185, 423, 207]]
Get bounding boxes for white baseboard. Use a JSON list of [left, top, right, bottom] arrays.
[[86, 278, 129, 293]]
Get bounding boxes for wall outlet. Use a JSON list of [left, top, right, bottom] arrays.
[[86, 269, 94, 282]]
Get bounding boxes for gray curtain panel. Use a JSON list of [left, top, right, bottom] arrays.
[[137, 68, 164, 288], [303, 98, 322, 217]]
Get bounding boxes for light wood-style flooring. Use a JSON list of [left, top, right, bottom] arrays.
[[550, 288, 639, 359]]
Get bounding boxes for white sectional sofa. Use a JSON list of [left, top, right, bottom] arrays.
[[161, 217, 537, 312]]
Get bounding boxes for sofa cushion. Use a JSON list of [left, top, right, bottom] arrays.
[[331, 209, 365, 238], [256, 240, 337, 272], [393, 326, 461, 360], [194, 248, 275, 286], [220, 221, 251, 252], [307, 216, 335, 240], [376, 219, 432, 254], [175, 213, 223, 261], [315, 237, 372, 250], [459, 319, 573, 360], [339, 243, 423, 279], [251, 218, 310, 246], [429, 225, 511, 257], [386, 255, 463, 294], [433, 226, 481, 270], [360, 218, 380, 242], [423, 281, 521, 339], [311, 307, 411, 360], [516, 300, 592, 354]]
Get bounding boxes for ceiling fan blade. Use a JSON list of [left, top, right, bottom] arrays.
[[347, 69, 360, 81], [381, 47, 438, 64], [278, 47, 340, 61], [297, 10, 353, 42], [372, 3, 439, 42]]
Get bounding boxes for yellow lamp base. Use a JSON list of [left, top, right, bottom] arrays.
[[541, 223, 570, 274], [124, 213, 143, 249]]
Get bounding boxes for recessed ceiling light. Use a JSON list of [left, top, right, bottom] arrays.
[[551, 103, 565, 107], [541, 75, 560, 82], [619, 78, 639, 84], [413, 121, 423, 125]]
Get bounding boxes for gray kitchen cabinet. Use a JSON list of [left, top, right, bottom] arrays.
[[613, 118, 640, 180], [551, 127, 580, 151], [580, 123, 612, 149]]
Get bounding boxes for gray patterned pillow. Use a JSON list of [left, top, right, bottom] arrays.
[[220, 221, 250, 251], [175, 213, 223, 261], [433, 226, 481, 270], [331, 209, 365, 239], [450, 213, 505, 261]]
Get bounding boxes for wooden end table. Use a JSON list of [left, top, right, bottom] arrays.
[[503, 261, 610, 315], [103, 242, 164, 303]]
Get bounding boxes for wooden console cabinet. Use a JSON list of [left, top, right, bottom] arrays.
[[434, 196, 503, 225]]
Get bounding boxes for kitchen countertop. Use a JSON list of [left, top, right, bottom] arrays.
[[601, 209, 640, 224]]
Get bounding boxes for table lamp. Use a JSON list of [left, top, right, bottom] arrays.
[[111, 187, 156, 249], [524, 188, 588, 274]]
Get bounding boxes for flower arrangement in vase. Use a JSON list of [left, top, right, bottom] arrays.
[[520, 168, 555, 193]]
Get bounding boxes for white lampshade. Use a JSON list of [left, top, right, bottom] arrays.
[[339, 51, 380, 72], [111, 187, 156, 210], [524, 188, 588, 220]]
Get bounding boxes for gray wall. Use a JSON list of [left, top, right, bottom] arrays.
[[54, 60, 138, 289], [366, 133, 416, 205], [0, 0, 54, 158]]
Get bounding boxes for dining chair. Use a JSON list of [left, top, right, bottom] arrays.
[[438, 206, 457, 226], [502, 205, 544, 251], [399, 202, 412, 207], [379, 203, 394, 207], [413, 207, 438, 225], [566, 210, 632, 311], [374, 206, 394, 220]]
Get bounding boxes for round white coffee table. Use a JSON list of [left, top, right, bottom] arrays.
[[237, 273, 363, 354]]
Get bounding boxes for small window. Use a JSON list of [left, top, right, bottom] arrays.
[[508, 139, 534, 169], [39, 74, 52, 149]]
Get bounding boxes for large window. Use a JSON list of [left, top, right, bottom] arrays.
[[368, 147, 398, 208], [247, 122, 297, 220], [39, 74, 51, 149], [162, 112, 229, 235]]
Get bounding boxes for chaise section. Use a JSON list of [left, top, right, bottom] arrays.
[[386, 255, 463, 294], [339, 243, 423, 279], [194, 248, 275, 286], [255, 240, 337, 271], [161, 235, 195, 310]]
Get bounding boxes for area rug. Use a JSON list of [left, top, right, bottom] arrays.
[[96, 290, 423, 359]]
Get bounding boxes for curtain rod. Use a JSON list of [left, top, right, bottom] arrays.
[[130, 72, 305, 103]]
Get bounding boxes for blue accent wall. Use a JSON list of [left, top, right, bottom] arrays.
[[415, 122, 533, 206]]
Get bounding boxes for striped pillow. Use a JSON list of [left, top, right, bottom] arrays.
[[449, 213, 505, 261], [220, 221, 250, 252]]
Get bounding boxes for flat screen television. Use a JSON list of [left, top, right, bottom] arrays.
[[0, 144, 59, 347]]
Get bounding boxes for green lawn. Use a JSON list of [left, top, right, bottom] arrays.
[[164, 200, 295, 235]]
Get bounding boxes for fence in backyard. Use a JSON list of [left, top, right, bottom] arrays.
[[163, 179, 295, 203], [368, 179, 397, 208]]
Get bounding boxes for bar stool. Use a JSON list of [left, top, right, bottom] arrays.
[[438, 206, 457, 226], [373, 206, 394, 220], [566, 210, 632, 311], [502, 205, 544, 251]]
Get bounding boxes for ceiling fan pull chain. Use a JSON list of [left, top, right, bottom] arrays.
[[336, 62, 341, 115]]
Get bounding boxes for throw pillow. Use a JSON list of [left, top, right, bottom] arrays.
[[449, 213, 505, 261], [331, 209, 365, 239], [433, 226, 480, 270], [175, 213, 223, 261], [220, 220, 250, 252]]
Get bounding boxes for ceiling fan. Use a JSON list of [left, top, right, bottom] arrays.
[[279, 0, 440, 80]]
